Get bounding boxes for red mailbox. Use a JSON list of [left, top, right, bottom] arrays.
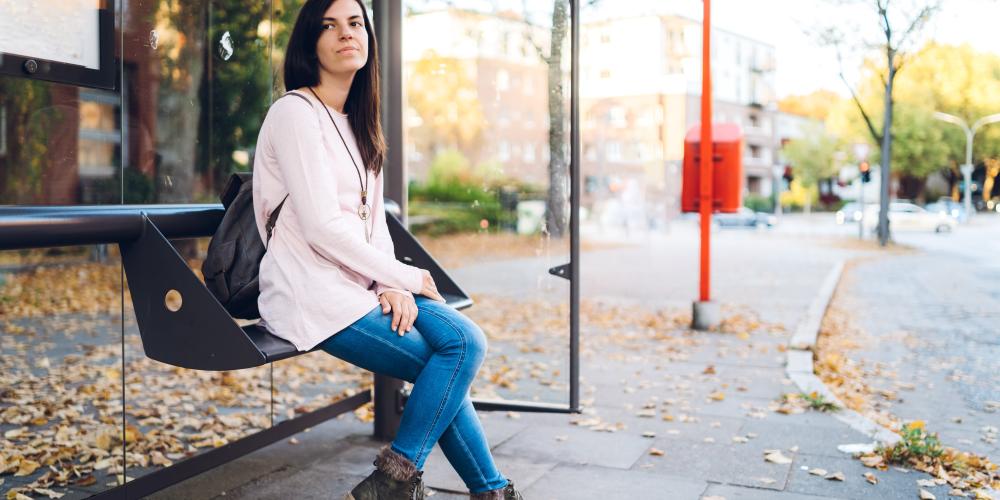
[[681, 123, 743, 213]]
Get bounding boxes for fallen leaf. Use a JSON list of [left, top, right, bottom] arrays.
[[14, 459, 39, 477], [708, 391, 726, 401], [649, 448, 665, 456], [863, 472, 878, 485], [919, 489, 935, 500], [764, 450, 793, 464], [860, 455, 884, 468], [809, 468, 828, 476], [825, 472, 846, 481]]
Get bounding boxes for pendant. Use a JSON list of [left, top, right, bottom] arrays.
[[358, 203, 371, 221]]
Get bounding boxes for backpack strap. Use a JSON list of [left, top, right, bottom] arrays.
[[264, 91, 314, 250], [264, 194, 289, 249], [283, 90, 313, 107]]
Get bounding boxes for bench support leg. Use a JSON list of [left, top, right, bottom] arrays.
[[373, 374, 404, 440]]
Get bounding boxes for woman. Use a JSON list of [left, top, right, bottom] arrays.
[[251, 1, 524, 499]]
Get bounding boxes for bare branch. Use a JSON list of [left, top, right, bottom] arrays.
[[841, 71, 883, 144], [830, 43, 883, 143], [895, 3, 940, 51], [520, 0, 550, 64]]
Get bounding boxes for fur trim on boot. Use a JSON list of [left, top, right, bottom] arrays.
[[344, 445, 425, 500], [374, 444, 420, 482], [470, 479, 522, 500]]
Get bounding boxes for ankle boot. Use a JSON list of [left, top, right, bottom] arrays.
[[344, 444, 426, 500], [470, 479, 524, 500]]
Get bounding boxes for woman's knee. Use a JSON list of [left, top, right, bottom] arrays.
[[463, 321, 488, 367]]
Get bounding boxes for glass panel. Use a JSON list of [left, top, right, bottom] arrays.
[[120, 0, 273, 482], [403, 1, 573, 406], [268, 0, 379, 425], [0, 79, 125, 497]]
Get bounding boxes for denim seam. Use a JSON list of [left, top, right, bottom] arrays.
[[341, 322, 427, 369], [413, 306, 469, 465], [452, 416, 489, 491]]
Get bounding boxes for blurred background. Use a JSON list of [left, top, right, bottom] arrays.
[[1, 0, 998, 497]]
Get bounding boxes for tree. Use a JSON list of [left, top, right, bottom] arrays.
[[817, 0, 941, 245], [827, 43, 1000, 200], [405, 52, 486, 162], [782, 124, 841, 215], [778, 90, 842, 121]]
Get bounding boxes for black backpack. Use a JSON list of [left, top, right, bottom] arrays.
[[202, 172, 288, 319], [202, 91, 310, 319]]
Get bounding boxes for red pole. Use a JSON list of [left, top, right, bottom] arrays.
[[699, 0, 712, 302]]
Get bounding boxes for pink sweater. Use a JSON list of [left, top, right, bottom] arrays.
[[251, 90, 424, 351]]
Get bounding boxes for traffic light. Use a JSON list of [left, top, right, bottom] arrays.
[[782, 166, 794, 184], [859, 161, 871, 183]]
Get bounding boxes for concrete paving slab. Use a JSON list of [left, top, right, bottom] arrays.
[[491, 423, 652, 469], [736, 418, 868, 459], [421, 447, 557, 494], [701, 483, 848, 500], [522, 464, 707, 500], [630, 438, 794, 491]]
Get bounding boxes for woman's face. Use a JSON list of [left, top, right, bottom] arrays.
[[316, 0, 368, 78]]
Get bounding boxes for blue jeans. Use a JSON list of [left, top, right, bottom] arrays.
[[318, 295, 509, 494]]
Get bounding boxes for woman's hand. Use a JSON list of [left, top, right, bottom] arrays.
[[379, 290, 418, 336], [419, 269, 446, 303]]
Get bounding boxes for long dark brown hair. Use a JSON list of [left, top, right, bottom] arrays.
[[284, 0, 386, 177]]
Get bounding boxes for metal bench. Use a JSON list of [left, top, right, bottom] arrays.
[[0, 199, 471, 371]]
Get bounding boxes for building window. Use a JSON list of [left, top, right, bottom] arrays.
[[599, 69, 611, 79], [523, 143, 535, 162], [606, 141, 622, 161], [498, 141, 510, 162], [600, 33, 611, 44], [749, 144, 761, 159], [749, 114, 760, 128], [78, 89, 120, 178], [609, 106, 626, 128], [748, 175, 762, 194], [497, 69, 510, 91]]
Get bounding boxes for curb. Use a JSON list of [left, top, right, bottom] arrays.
[[784, 259, 901, 446]]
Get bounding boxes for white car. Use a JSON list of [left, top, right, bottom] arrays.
[[835, 202, 878, 225], [862, 202, 957, 233]]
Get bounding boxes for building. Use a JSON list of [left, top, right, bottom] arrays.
[[403, 8, 553, 186], [580, 13, 779, 218]]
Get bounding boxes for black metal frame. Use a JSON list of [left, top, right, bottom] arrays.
[[96, 391, 371, 500], [0, 203, 473, 497], [370, 0, 583, 435], [0, 0, 582, 494], [0, 3, 117, 90]]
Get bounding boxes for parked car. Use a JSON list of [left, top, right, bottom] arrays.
[[835, 202, 878, 225], [926, 197, 969, 223], [711, 207, 776, 229], [862, 202, 957, 233]]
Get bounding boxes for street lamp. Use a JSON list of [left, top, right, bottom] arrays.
[[932, 111, 1000, 219]]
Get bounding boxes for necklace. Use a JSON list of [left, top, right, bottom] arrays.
[[307, 86, 374, 243]]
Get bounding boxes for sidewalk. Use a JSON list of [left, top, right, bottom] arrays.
[[152, 225, 963, 499]]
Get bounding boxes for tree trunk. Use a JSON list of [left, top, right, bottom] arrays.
[[545, 0, 569, 238], [877, 54, 895, 247]]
